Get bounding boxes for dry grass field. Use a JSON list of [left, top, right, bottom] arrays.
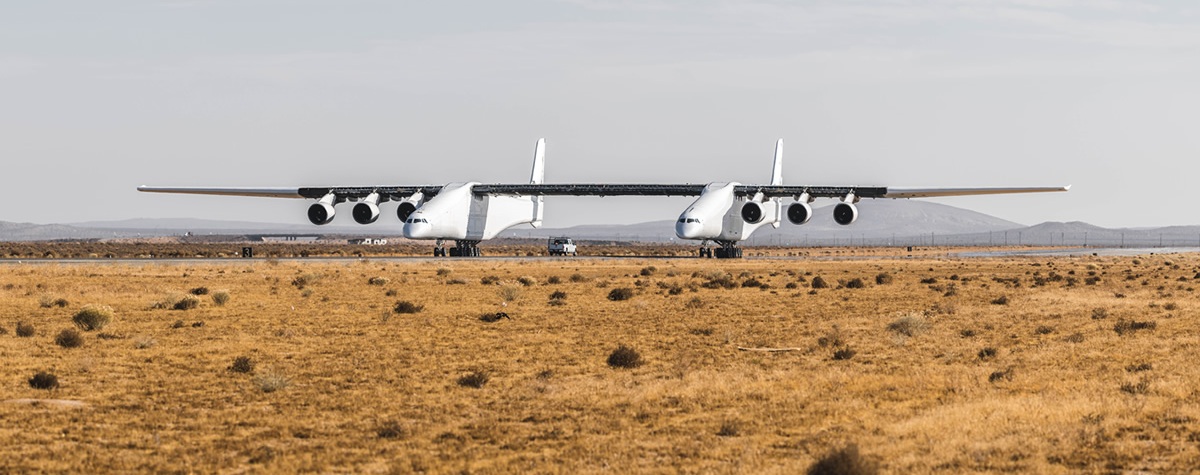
[[3, 252, 1200, 473]]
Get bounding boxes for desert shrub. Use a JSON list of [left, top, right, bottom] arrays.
[[436, 267, 452, 277], [690, 327, 714, 336], [291, 273, 321, 289], [818, 326, 845, 348], [785, 282, 798, 289], [1064, 332, 1085, 343], [991, 295, 1010, 305], [685, 297, 704, 309], [189, 286, 209, 295], [978, 347, 998, 360], [517, 276, 537, 287], [456, 370, 489, 388], [832, 346, 856, 360], [133, 336, 156, 349], [1084, 276, 1101, 285], [742, 277, 765, 288], [28, 372, 59, 390], [1035, 325, 1054, 335], [55, 329, 84, 348], [959, 329, 976, 338], [886, 313, 929, 337], [875, 273, 894, 285], [810, 276, 829, 289], [479, 312, 510, 323], [1091, 308, 1109, 320], [548, 298, 566, 307], [72, 305, 113, 331], [253, 371, 291, 393], [499, 285, 521, 302], [920, 277, 938, 284], [549, 290, 567, 300], [385, 289, 398, 297], [607, 345, 643, 368], [569, 273, 590, 283], [716, 421, 741, 437], [211, 290, 231, 306], [844, 278, 866, 289], [1126, 362, 1153, 373], [39, 296, 70, 308], [1163, 302, 1179, 311], [607, 288, 635, 301], [1120, 379, 1150, 395], [171, 319, 186, 329], [229, 356, 256, 374], [446, 278, 468, 285], [702, 274, 738, 289], [667, 285, 684, 295], [806, 444, 878, 475], [1114, 318, 1156, 336], [16, 321, 35, 337], [377, 421, 406, 439], [393, 301, 425, 314], [173, 295, 200, 310], [989, 368, 1015, 383], [640, 266, 657, 277], [368, 276, 389, 286], [546, 276, 562, 284], [0, 325, 6, 335]]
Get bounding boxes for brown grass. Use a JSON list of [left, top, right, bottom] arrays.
[[2, 254, 1200, 472]]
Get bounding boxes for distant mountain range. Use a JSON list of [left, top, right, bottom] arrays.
[[2, 200, 1199, 248]]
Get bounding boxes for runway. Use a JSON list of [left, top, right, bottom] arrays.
[[1, 247, 1197, 265]]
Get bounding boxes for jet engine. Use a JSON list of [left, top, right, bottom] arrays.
[[308, 202, 336, 225], [740, 201, 764, 224], [396, 192, 425, 222], [352, 202, 380, 224], [833, 202, 858, 225], [787, 202, 813, 225], [352, 193, 381, 225]]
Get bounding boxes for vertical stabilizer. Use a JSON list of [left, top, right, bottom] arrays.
[[530, 138, 546, 184], [770, 138, 783, 186], [530, 138, 545, 226]]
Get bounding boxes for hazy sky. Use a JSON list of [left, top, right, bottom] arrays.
[[3, 1, 1198, 229]]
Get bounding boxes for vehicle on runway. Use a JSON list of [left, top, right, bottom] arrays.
[[140, 139, 1069, 258]]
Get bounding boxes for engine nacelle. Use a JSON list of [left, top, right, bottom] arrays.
[[396, 193, 425, 222], [787, 202, 813, 225], [352, 202, 380, 224], [308, 202, 336, 225], [740, 201, 764, 224], [833, 202, 858, 226]]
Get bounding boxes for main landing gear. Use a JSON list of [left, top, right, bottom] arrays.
[[697, 241, 743, 259], [434, 239, 482, 257]]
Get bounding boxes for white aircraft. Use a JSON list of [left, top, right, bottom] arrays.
[[139, 138, 1069, 258]]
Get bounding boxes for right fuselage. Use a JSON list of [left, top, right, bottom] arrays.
[[675, 182, 780, 243]]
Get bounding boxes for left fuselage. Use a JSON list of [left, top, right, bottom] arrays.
[[403, 182, 541, 241]]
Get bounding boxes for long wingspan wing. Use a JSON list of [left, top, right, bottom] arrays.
[[137, 186, 305, 198], [140, 184, 1070, 200], [138, 186, 444, 200], [880, 185, 1071, 199]]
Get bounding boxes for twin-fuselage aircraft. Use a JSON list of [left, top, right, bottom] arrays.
[[139, 139, 1069, 258]]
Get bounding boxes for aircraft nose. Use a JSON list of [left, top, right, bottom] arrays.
[[403, 219, 433, 239], [675, 217, 703, 239]]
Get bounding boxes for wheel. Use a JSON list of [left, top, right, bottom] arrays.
[[449, 248, 461, 257]]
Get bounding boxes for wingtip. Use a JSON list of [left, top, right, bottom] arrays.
[[1063, 185, 1072, 191]]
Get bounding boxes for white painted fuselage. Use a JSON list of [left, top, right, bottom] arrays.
[[403, 182, 543, 241], [675, 182, 781, 242]]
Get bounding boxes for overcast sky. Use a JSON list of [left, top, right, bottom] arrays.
[[2, 1, 1198, 229]]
